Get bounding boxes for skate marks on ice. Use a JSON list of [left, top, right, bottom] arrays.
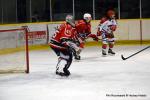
[[77, 56, 99, 62], [0, 65, 149, 84], [77, 46, 124, 62], [76, 54, 122, 62], [0, 72, 54, 86], [54, 73, 83, 80], [0, 46, 150, 100]]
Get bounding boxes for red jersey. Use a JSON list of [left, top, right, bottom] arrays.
[[75, 20, 98, 48], [49, 22, 77, 49], [75, 20, 91, 39], [76, 20, 91, 34]]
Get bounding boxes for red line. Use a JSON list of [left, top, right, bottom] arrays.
[[0, 29, 24, 32]]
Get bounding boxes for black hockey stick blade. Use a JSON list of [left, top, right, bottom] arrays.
[[121, 54, 127, 60]]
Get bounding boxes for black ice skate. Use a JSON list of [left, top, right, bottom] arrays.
[[108, 48, 115, 55], [74, 55, 81, 60], [56, 71, 70, 77], [56, 68, 70, 77], [63, 68, 70, 76]]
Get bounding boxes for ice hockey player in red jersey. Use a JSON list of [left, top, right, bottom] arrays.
[[97, 9, 117, 56], [74, 13, 98, 60], [49, 15, 81, 76]]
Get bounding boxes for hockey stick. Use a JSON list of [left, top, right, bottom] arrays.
[[121, 46, 150, 60]]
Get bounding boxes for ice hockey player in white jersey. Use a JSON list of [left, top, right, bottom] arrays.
[[97, 9, 117, 56]]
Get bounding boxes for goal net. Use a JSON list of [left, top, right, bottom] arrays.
[[0, 28, 29, 73]]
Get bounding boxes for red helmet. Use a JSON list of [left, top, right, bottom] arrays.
[[107, 10, 115, 19]]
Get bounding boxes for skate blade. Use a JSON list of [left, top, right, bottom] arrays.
[[74, 59, 81, 62], [102, 54, 107, 57], [108, 53, 115, 56], [55, 74, 70, 79]]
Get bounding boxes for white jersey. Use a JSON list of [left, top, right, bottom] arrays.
[[99, 19, 117, 34]]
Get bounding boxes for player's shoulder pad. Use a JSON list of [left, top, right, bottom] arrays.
[[60, 22, 66, 27]]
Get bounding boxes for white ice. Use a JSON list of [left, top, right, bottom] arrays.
[[0, 45, 150, 100]]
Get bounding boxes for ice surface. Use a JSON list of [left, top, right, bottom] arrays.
[[0, 45, 150, 100], [0, 52, 26, 71]]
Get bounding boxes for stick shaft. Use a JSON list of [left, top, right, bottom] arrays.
[[122, 46, 150, 60]]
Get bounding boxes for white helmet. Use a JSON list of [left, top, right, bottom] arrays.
[[83, 13, 92, 23]]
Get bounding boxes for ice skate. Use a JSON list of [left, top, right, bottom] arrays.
[[63, 68, 70, 76], [102, 49, 107, 57], [74, 55, 81, 60], [56, 71, 70, 77], [108, 48, 115, 55]]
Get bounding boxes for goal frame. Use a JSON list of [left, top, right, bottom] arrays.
[[0, 28, 29, 73]]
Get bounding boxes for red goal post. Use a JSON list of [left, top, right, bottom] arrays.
[[0, 27, 29, 73]]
